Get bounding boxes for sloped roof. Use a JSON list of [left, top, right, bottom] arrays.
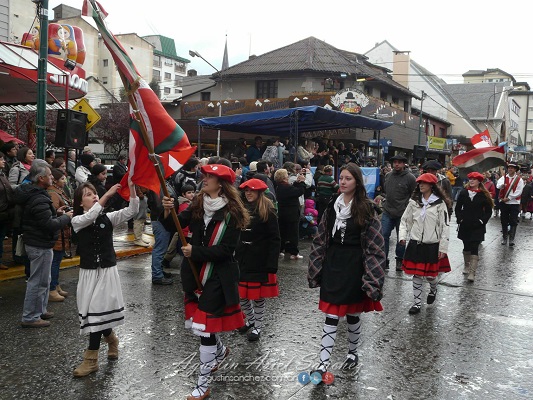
[[215, 37, 418, 98], [442, 82, 507, 120]]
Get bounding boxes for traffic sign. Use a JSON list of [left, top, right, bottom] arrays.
[[72, 98, 101, 131], [380, 138, 392, 147]]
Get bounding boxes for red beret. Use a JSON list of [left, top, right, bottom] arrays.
[[239, 178, 268, 191], [201, 164, 236, 184], [467, 172, 485, 182], [416, 173, 438, 184]]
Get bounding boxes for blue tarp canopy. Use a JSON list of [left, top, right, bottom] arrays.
[[197, 106, 393, 136]]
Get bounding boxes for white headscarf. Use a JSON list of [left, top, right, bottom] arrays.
[[203, 195, 228, 226], [420, 193, 439, 219], [332, 193, 352, 237]]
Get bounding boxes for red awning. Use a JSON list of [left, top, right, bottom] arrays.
[[0, 41, 88, 106], [0, 129, 25, 144]]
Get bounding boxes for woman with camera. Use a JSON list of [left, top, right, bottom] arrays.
[[46, 168, 73, 302]]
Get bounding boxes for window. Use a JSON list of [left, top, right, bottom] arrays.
[[380, 91, 387, 101], [153, 55, 161, 67], [201, 92, 211, 101], [392, 96, 399, 105], [175, 62, 186, 73], [256, 80, 278, 99], [164, 72, 171, 80], [364, 86, 372, 96], [102, 77, 108, 85], [439, 127, 445, 137], [164, 87, 171, 95], [175, 88, 182, 94], [153, 69, 161, 81], [103, 59, 108, 67]]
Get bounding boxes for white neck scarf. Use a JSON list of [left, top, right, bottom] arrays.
[[203, 195, 228, 226], [420, 193, 439, 219], [332, 193, 352, 237]]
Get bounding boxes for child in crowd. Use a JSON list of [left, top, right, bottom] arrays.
[[300, 198, 318, 239]]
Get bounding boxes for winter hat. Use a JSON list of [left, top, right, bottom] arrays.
[[200, 164, 236, 183], [91, 163, 107, 176], [416, 173, 438, 184], [80, 153, 95, 167], [239, 178, 267, 191], [467, 172, 484, 182], [249, 161, 258, 172]]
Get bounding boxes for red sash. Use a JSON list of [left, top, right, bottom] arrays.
[[500, 175, 521, 200]]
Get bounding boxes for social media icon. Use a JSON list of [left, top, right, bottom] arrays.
[[322, 371, 335, 385], [298, 372, 310, 384], [310, 371, 323, 385]]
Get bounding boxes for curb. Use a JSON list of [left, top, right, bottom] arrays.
[[0, 245, 152, 282]]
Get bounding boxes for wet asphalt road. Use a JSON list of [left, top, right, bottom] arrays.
[[1, 215, 533, 400]]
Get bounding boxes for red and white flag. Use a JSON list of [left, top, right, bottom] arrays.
[[470, 129, 492, 149], [452, 145, 506, 177], [84, 0, 195, 198]]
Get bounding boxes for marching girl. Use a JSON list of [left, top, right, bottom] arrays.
[[71, 180, 139, 377], [308, 163, 385, 374], [399, 173, 452, 315], [235, 178, 281, 342], [455, 172, 493, 282], [161, 164, 249, 400]]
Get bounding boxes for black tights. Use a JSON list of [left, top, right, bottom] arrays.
[[463, 241, 481, 256], [88, 328, 112, 350]]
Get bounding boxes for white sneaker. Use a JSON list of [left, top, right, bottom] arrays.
[[134, 239, 151, 248], [290, 254, 303, 260], [279, 252, 285, 258]]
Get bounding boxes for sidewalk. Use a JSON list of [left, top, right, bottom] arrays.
[[0, 226, 153, 282]]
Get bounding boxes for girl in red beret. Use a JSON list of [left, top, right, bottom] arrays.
[[454, 171, 493, 282], [235, 178, 281, 342], [399, 173, 452, 314], [161, 164, 249, 400]]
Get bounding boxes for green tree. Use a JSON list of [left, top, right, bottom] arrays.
[[93, 103, 130, 158]]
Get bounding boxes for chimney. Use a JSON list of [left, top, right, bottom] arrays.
[[187, 69, 197, 77], [392, 51, 410, 89]]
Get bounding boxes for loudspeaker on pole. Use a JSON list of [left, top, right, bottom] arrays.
[[54, 109, 88, 149]]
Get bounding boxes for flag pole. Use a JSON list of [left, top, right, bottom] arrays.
[[117, 71, 203, 292]]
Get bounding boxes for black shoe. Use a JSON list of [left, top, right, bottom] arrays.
[[247, 329, 261, 342], [408, 305, 421, 314], [427, 292, 437, 305], [161, 259, 170, 269], [341, 355, 359, 371], [384, 259, 390, 270], [152, 277, 173, 285], [237, 323, 254, 334], [163, 271, 173, 279], [395, 258, 403, 271]]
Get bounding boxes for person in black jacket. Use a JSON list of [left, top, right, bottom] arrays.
[[455, 172, 493, 282], [87, 163, 108, 199], [235, 178, 280, 342], [14, 160, 72, 328], [161, 164, 249, 400], [0, 152, 14, 270], [70, 180, 138, 377], [274, 168, 306, 259], [112, 155, 127, 185]]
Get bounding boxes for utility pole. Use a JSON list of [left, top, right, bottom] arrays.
[[417, 91, 425, 146], [35, 0, 49, 159]]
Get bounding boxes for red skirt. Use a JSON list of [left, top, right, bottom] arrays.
[[184, 295, 244, 334], [402, 257, 451, 277], [318, 297, 383, 317], [238, 273, 279, 300]]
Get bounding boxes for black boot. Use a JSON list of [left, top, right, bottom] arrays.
[[508, 226, 517, 247]]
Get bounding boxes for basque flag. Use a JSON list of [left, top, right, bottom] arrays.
[[452, 145, 506, 178], [83, 0, 195, 198]]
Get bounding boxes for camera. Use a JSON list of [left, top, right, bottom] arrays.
[[231, 162, 240, 171]]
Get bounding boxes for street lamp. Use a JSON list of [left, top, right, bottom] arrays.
[[189, 50, 222, 156]]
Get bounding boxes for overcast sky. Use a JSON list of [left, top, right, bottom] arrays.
[[48, 0, 533, 92]]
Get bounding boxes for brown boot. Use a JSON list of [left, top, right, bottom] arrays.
[[468, 255, 479, 282], [104, 331, 119, 360], [462, 251, 471, 275], [73, 350, 99, 377], [48, 289, 65, 302], [56, 284, 69, 297]]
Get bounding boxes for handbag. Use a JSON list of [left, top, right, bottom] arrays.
[[15, 234, 26, 257]]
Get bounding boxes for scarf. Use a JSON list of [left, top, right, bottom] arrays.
[[420, 193, 439, 219], [332, 193, 352, 237], [203, 195, 228, 226], [467, 189, 480, 200]]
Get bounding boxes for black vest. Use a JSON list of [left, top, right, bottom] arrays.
[[77, 214, 116, 269]]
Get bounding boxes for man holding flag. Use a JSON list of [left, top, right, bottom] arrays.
[[496, 162, 524, 246]]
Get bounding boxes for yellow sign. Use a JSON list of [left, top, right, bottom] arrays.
[[427, 136, 446, 150], [72, 98, 101, 131]]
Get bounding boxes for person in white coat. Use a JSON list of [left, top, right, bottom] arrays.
[[399, 173, 452, 315], [496, 162, 524, 246]]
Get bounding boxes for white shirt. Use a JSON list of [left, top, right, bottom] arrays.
[[496, 174, 524, 205]]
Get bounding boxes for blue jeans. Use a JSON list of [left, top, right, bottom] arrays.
[[452, 186, 462, 201], [22, 245, 53, 322], [151, 220, 171, 280], [381, 212, 405, 261], [50, 250, 65, 290]]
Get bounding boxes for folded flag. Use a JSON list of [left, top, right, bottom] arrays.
[[452, 145, 506, 178], [83, 0, 195, 198]]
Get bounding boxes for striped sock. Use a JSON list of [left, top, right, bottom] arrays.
[[318, 315, 338, 371], [240, 298, 255, 327], [413, 275, 423, 307], [252, 298, 265, 334], [346, 313, 361, 359], [191, 344, 216, 397]]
